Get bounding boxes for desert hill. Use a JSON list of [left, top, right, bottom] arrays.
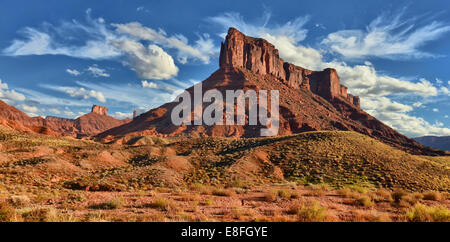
[[97, 28, 440, 156]]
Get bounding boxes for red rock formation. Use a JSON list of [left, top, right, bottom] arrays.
[[0, 101, 130, 137], [219, 28, 360, 108], [91, 105, 108, 116], [283, 63, 312, 90], [220, 28, 286, 80], [96, 28, 441, 155]]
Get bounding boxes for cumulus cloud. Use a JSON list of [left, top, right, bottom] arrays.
[[322, 9, 450, 60], [66, 88, 106, 103], [326, 62, 438, 97], [66, 69, 81, 76], [362, 97, 413, 113], [87, 65, 110, 77], [371, 111, 450, 137], [3, 9, 214, 80], [113, 22, 217, 64], [0, 79, 26, 104], [113, 39, 178, 80]]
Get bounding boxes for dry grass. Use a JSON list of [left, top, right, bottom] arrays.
[[263, 190, 278, 202], [91, 197, 125, 210], [422, 191, 443, 201], [0, 201, 16, 222], [357, 196, 374, 207], [212, 188, 235, 197], [149, 198, 179, 212], [295, 201, 327, 222], [405, 204, 450, 222]]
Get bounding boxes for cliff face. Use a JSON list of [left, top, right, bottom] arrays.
[[91, 105, 108, 116], [219, 28, 360, 108]]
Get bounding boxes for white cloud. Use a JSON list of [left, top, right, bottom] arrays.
[[322, 9, 450, 60], [113, 112, 132, 119], [112, 39, 178, 80], [41, 84, 106, 103], [19, 104, 40, 117], [362, 97, 413, 113], [440, 86, 449, 95], [3, 11, 122, 59], [113, 22, 217, 64], [372, 111, 450, 137], [0, 79, 26, 104], [66, 88, 106, 103], [66, 69, 81, 76], [87, 65, 110, 77], [433, 108, 439, 112], [141, 80, 176, 92], [326, 63, 438, 97], [3, 9, 213, 80]]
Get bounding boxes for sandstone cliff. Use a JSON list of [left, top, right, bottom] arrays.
[[220, 28, 360, 108]]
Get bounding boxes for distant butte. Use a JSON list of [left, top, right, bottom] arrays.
[[0, 102, 130, 138]]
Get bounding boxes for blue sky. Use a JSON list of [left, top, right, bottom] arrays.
[[0, 0, 449, 137]]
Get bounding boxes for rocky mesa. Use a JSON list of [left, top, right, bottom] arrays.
[[219, 28, 360, 107], [97, 28, 440, 155]]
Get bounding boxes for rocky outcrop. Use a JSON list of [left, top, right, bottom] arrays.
[[220, 28, 286, 80], [219, 28, 360, 108], [91, 105, 108, 116]]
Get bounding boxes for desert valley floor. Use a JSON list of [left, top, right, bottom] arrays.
[[0, 125, 448, 222]]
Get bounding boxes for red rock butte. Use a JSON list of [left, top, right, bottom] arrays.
[[96, 27, 443, 156], [91, 105, 109, 116], [219, 27, 360, 108]]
